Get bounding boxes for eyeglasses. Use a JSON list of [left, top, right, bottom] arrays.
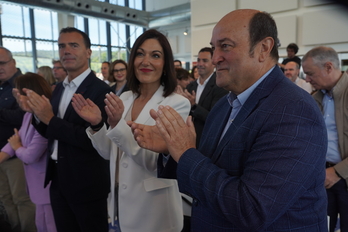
[[113, 68, 126, 73], [0, 59, 13, 66], [52, 66, 64, 70]]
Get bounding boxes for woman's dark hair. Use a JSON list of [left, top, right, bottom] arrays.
[[108, 59, 128, 82], [191, 65, 198, 79], [176, 68, 190, 81], [15, 72, 52, 99], [127, 29, 176, 97]]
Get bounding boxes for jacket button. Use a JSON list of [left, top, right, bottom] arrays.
[[122, 163, 128, 168], [122, 184, 127, 189]]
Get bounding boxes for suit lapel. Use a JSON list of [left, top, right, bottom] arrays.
[[198, 73, 216, 105], [51, 83, 64, 116], [210, 67, 284, 163], [135, 85, 165, 124], [121, 85, 165, 124], [200, 100, 231, 160], [63, 72, 92, 120]]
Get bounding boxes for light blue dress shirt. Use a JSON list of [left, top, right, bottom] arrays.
[[219, 66, 275, 142], [322, 90, 341, 164]]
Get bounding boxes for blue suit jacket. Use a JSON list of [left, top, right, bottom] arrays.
[[177, 66, 328, 231]]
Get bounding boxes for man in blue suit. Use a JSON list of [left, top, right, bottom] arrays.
[[130, 9, 328, 231]]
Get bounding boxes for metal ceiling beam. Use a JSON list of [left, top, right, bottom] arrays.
[[2, 0, 149, 27], [1, 0, 191, 28]]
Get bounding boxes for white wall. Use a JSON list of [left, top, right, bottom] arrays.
[[150, 0, 348, 69]]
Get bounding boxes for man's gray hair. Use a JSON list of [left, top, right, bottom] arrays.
[[303, 46, 340, 70], [0, 46, 13, 59]]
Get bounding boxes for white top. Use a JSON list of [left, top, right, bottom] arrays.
[[195, 72, 214, 104], [87, 85, 190, 232]]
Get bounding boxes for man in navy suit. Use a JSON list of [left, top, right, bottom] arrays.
[[24, 27, 111, 232], [130, 9, 328, 231]]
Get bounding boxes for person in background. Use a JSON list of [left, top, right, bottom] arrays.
[[23, 27, 111, 232], [175, 68, 191, 91], [101, 61, 110, 85], [109, 59, 129, 96], [72, 29, 190, 232], [174, 59, 182, 68], [0, 46, 36, 232], [279, 43, 301, 71], [37, 66, 56, 86], [52, 60, 67, 84], [284, 61, 313, 94], [302, 46, 348, 232], [1, 72, 57, 232], [191, 65, 199, 80], [178, 47, 228, 147], [129, 9, 328, 231]]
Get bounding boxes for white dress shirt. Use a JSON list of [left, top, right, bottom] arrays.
[[51, 68, 91, 160], [195, 72, 214, 104]]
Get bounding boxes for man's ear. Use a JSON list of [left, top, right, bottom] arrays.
[[324, 61, 333, 74], [258, 37, 274, 62], [87, 48, 92, 59]]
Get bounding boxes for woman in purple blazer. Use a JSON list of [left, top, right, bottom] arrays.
[[0, 73, 56, 232]]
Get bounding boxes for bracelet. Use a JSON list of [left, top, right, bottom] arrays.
[[90, 120, 104, 131]]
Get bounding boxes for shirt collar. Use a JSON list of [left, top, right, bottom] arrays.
[[62, 68, 91, 88], [196, 71, 214, 86], [226, 66, 275, 107]]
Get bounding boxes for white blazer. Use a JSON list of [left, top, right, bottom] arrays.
[[87, 85, 190, 232]]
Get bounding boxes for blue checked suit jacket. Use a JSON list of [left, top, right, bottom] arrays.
[[176, 66, 328, 231]]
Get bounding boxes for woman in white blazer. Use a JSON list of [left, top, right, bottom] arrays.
[[72, 29, 190, 232]]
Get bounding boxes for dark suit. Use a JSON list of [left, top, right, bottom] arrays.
[[34, 71, 111, 232], [176, 66, 328, 231], [186, 72, 228, 146], [110, 82, 129, 96]]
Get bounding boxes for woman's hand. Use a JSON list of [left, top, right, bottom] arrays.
[[72, 94, 102, 126], [105, 92, 124, 129], [12, 88, 33, 113], [8, 128, 22, 150]]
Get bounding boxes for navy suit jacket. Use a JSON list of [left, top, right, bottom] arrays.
[[176, 66, 328, 231], [34, 72, 111, 203]]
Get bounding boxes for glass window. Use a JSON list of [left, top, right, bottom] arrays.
[[3, 38, 33, 73], [1, 3, 31, 37], [109, 0, 125, 6], [111, 47, 127, 62], [1, 0, 143, 73], [89, 18, 107, 45], [110, 22, 126, 47], [90, 45, 108, 75], [129, 25, 143, 47], [36, 41, 58, 67], [74, 16, 85, 32], [34, 9, 57, 40], [129, 0, 143, 10]]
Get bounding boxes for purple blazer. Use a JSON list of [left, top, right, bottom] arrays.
[[1, 112, 50, 205]]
